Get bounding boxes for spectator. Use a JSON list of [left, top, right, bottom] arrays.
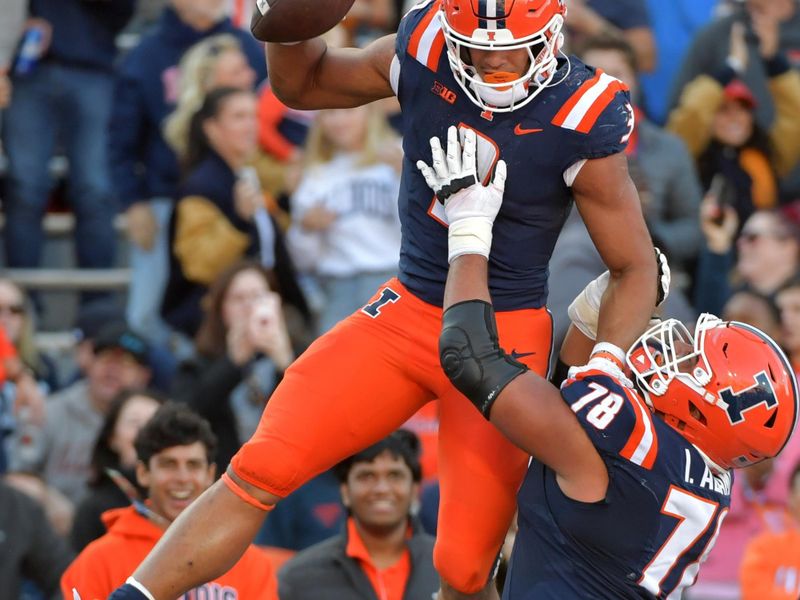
[[253, 26, 345, 214], [0, 278, 58, 391], [173, 261, 294, 470], [0, 279, 51, 476], [565, 0, 656, 72], [777, 278, 800, 372], [740, 462, 800, 600], [341, 0, 397, 47], [723, 290, 782, 343], [670, 0, 800, 132], [0, 279, 51, 473], [581, 35, 703, 272], [694, 204, 800, 316], [0, 0, 26, 108], [165, 36, 312, 336], [70, 388, 165, 552], [1, 0, 135, 274], [163, 33, 257, 161], [8, 323, 151, 509], [255, 469, 345, 552], [67, 300, 175, 393], [111, 0, 266, 346], [62, 402, 279, 599], [0, 478, 73, 599], [66, 300, 128, 380], [695, 453, 800, 594], [162, 88, 307, 338], [668, 21, 800, 224], [287, 105, 402, 334], [278, 430, 438, 600], [0, 321, 47, 477], [638, 0, 717, 124]]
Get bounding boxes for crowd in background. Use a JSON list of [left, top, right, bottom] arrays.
[[1, 0, 800, 598]]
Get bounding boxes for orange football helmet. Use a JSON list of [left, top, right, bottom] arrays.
[[439, 0, 567, 112], [627, 314, 798, 470]]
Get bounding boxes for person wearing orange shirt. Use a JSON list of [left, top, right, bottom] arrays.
[[740, 461, 800, 600], [63, 402, 278, 600], [278, 430, 438, 600]]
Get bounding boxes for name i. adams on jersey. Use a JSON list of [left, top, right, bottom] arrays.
[[683, 448, 731, 497]]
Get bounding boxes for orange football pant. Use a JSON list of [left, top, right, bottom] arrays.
[[230, 278, 552, 593]]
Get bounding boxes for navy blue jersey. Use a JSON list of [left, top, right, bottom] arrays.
[[393, 0, 634, 310], [505, 373, 732, 599]]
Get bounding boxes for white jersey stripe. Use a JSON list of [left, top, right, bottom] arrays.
[[629, 396, 655, 466], [415, 15, 442, 66], [559, 72, 617, 131]]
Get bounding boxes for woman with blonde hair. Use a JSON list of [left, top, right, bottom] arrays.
[[163, 33, 257, 161], [287, 104, 402, 334]]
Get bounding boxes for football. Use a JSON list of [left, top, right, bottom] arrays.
[[251, 0, 356, 43]]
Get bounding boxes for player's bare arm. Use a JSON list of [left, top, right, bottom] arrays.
[[572, 153, 657, 354], [266, 34, 396, 109]]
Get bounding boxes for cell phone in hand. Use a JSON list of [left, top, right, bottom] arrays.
[[251, 295, 280, 332], [708, 174, 732, 225]]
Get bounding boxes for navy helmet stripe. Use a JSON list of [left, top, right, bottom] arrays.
[[732, 320, 800, 454], [497, 0, 506, 28]]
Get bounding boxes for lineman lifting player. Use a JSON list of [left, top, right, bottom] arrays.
[[101, 1, 661, 598]]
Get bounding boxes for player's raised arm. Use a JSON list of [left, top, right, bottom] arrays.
[[572, 152, 658, 361], [266, 34, 396, 110], [421, 128, 609, 503]]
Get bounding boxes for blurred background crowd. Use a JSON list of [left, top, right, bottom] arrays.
[[1, 0, 800, 598]]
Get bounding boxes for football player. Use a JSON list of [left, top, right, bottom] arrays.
[[106, 1, 659, 599], [433, 131, 799, 598]]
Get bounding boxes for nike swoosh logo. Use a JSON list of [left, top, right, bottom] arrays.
[[510, 349, 536, 360], [514, 124, 543, 135]]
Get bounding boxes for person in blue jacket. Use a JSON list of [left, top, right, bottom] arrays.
[[2, 0, 135, 278], [110, 0, 267, 346]]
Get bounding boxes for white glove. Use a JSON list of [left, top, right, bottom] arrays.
[[416, 126, 507, 262], [567, 247, 671, 341]]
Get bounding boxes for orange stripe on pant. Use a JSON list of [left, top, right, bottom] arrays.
[[231, 278, 553, 593]]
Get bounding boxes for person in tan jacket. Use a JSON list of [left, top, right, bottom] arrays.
[[667, 17, 800, 223]]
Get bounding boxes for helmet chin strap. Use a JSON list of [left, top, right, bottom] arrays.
[[469, 70, 530, 108]]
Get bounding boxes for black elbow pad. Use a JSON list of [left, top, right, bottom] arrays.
[[439, 300, 528, 419]]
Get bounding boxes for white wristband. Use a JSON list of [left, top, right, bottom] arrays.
[[447, 218, 493, 263], [126, 578, 156, 600], [590, 341, 626, 364]]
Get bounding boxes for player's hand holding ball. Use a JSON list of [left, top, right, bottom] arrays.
[[417, 126, 507, 263]]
